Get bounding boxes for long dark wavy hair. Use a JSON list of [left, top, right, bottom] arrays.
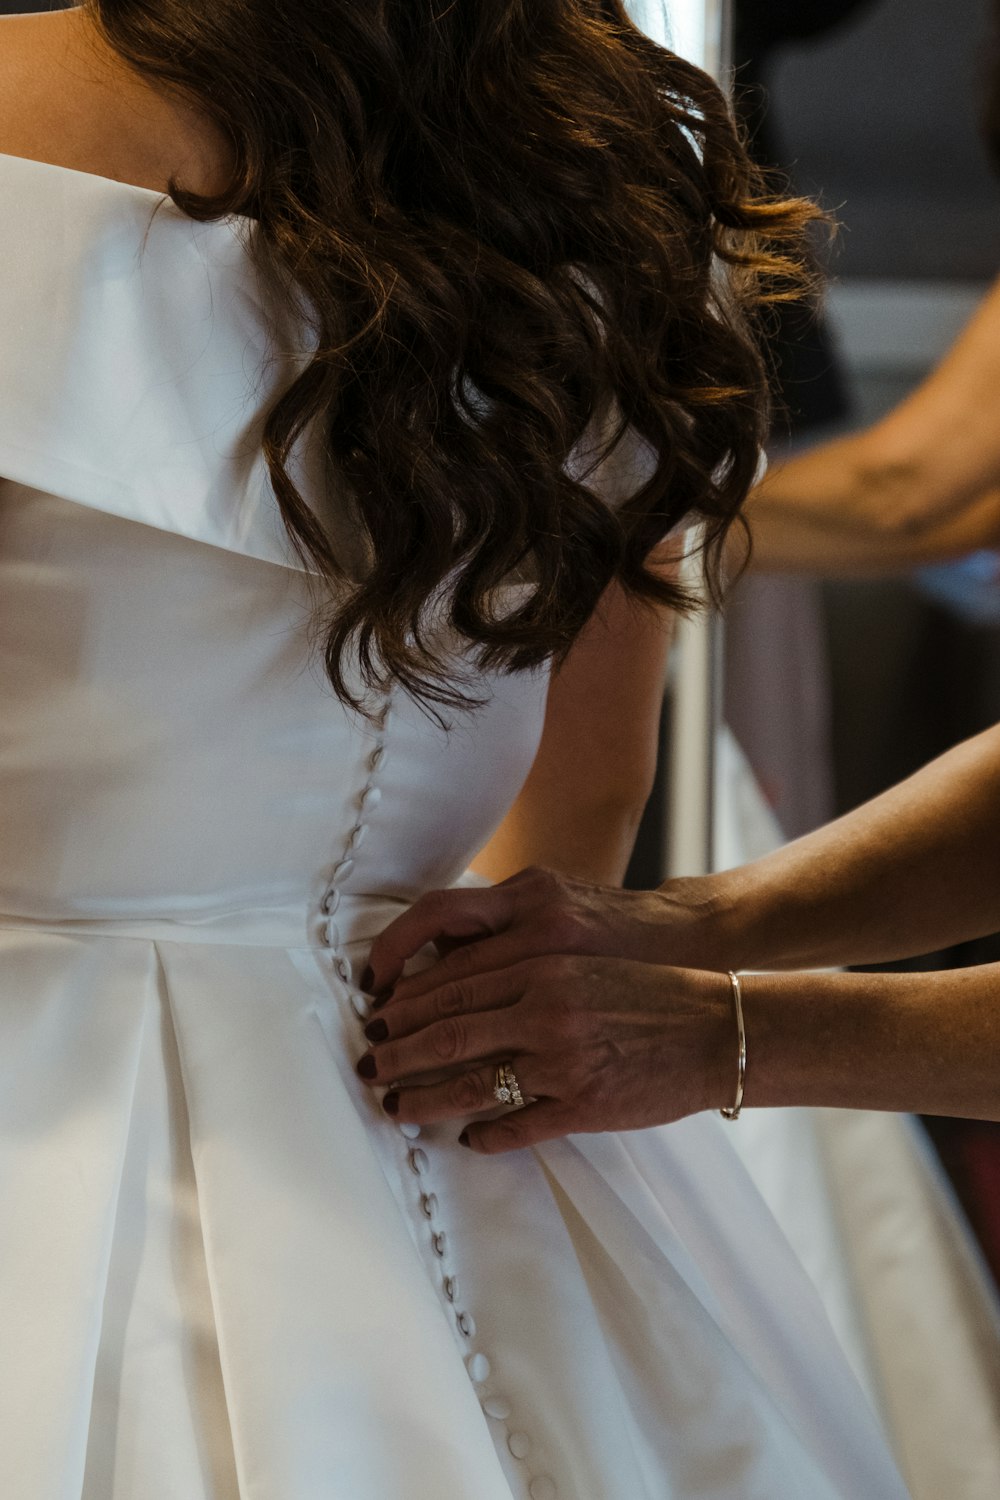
[[81, 0, 820, 714]]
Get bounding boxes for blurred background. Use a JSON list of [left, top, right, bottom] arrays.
[[727, 0, 1000, 1286], [731, 0, 1000, 826]]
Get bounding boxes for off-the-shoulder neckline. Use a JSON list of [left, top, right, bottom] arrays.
[[0, 149, 255, 225]]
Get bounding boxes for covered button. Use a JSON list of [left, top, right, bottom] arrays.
[[530, 1480, 557, 1500], [466, 1353, 491, 1383], [482, 1395, 512, 1421], [507, 1432, 531, 1461]]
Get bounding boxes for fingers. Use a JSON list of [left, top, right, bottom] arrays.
[[363, 967, 523, 1046], [364, 866, 596, 997], [365, 886, 517, 993], [382, 1061, 546, 1128], [357, 998, 530, 1086], [381, 929, 552, 1009], [462, 1100, 576, 1154]]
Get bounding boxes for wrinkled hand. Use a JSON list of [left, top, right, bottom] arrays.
[[365, 865, 729, 997], [356, 867, 736, 1153]]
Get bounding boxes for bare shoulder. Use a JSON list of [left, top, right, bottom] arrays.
[[0, 7, 234, 196]]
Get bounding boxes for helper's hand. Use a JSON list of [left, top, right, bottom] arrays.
[[363, 865, 732, 999], [358, 867, 738, 1152]]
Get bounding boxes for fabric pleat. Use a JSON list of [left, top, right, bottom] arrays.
[[0, 934, 151, 1499]]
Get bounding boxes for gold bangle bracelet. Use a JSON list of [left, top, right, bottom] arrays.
[[719, 970, 746, 1122]]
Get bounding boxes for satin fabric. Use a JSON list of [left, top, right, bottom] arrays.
[[0, 151, 910, 1499], [715, 729, 1000, 1498]]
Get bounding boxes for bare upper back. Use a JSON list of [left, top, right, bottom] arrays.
[[0, 7, 235, 199]]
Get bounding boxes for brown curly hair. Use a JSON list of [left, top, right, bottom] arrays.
[[83, 0, 821, 714]]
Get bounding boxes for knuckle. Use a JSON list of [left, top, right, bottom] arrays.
[[450, 1071, 490, 1113], [434, 982, 469, 1020], [430, 1016, 465, 1064], [523, 866, 563, 905], [544, 906, 589, 951]]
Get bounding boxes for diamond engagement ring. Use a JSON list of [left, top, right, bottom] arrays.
[[494, 1061, 525, 1109]]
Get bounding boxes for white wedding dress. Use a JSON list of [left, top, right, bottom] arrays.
[[0, 150, 912, 1500]]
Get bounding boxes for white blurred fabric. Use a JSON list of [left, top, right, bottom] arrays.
[[716, 727, 1000, 1500]]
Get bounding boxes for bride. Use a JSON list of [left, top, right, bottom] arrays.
[[0, 1, 909, 1495]]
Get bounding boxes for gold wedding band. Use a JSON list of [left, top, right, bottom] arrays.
[[494, 1061, 525, 1109]]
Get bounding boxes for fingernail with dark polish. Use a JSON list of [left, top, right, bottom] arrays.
[[360, 966, 374, 993], [383, 1091, 400, 1116], [371, 988, 394, 1011], [458, 1129, 471, 1149], [364, 1018, 389, 1044], [357, 1055, 378, 1080]]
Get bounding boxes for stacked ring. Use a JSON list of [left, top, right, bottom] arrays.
[[494, 1061, 525, 1109]]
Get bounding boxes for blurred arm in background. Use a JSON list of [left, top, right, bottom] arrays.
[[744, 275, 1000, 573]]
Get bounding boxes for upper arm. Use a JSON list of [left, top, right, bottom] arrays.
[[470, 544, 683, 885], [532, 555, 680, 806]]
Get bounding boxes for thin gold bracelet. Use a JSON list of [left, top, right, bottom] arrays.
[[719, 970, 746, 1122]]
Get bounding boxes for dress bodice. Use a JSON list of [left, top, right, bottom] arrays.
[[0, 484, 548, 928], [0, 149, 549, 932]]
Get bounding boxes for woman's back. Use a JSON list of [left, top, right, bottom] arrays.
[[0, 8, 912, 1498]]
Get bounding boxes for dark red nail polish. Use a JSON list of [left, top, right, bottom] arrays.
[[371, 988, 394, 1011], [357, 1055, 378, 1080], [458, 1129, 471, 1148], [364, 1018, 389, 1044], [360, 966, 374, 993], [383, 1091, 400, 1116]]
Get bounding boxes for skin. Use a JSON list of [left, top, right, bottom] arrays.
[[359, 724, 1000, 1151], [740, 274, 1000, 574], [0, 6, 235, 198], [472, 555, 681, 888]]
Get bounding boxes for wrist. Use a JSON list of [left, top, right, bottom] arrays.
[[651, 867, 761, 973]]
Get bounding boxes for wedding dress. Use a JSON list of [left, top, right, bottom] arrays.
[[0, 150, 912, 1500]]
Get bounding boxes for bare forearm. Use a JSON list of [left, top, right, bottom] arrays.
[[668, 725, 1000, 973], [741, 964, 1000, 1121], [742, 276, 1000, 568], [742, 484, 1000, 576]]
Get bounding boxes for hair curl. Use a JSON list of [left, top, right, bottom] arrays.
[[83, 0, 821, 714]]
